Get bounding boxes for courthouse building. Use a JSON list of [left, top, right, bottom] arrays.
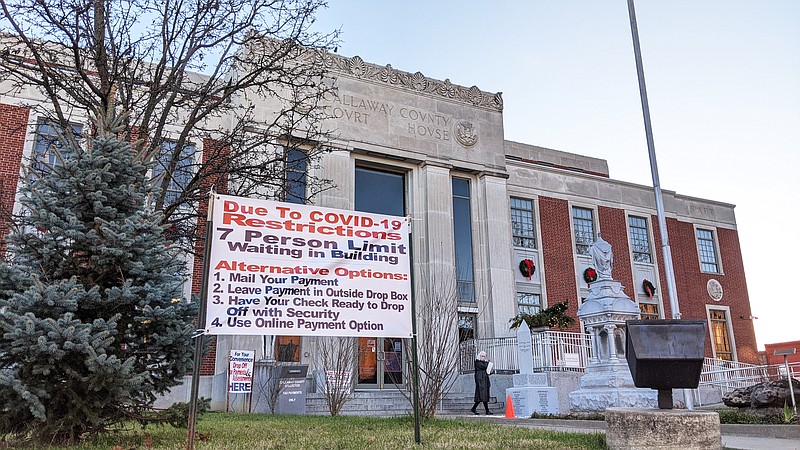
[[0, 48, 758, 407]]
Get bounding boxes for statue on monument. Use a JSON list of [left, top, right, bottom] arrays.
[[589, 235, 613, 280]]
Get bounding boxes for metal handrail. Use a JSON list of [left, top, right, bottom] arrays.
[[459, 331, 593, 373]]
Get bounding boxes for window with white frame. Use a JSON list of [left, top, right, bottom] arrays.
[[153, 140, 195, 208], [510, 197, 536, 249], [516, 292, 541, 315], [30, 119, 83, 181], [696, 228, 720, 273], [638, 302, 660, 320], [708, 308, 733, 361], [572, 206, 595, 255], [628, 216, 652, 263]]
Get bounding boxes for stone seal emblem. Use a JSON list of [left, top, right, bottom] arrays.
[[454, 120, 478, 147], [707, 279, 723, 301]]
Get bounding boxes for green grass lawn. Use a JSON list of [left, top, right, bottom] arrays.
[[50, 413, 605, 449]]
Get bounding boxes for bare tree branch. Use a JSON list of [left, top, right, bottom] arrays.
[[0, 0, 340, 251], [314, 336, 358, 416], [394, 266, 461, 419]]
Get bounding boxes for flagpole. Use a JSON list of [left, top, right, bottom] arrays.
[[626, 0, 693, 410]]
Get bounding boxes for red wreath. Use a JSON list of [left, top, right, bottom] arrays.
[[583, 267, 598, 284], [642, 279, 656, 298], [519, 259, 535, 279]]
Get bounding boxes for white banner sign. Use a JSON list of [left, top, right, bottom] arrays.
[[228, 349, 255, 393], [205, 194, 412, 337]]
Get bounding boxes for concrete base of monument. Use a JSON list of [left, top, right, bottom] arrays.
[[506, 386, 560, 416], [569, 362, 658, 412], [605, 407, 722, 450], [569, 388, 657, 411]]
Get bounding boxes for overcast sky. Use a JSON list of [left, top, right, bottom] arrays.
[[312, 0, 800, 350]]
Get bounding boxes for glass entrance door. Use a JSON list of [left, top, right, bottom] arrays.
[[357, 337, 404, 389]]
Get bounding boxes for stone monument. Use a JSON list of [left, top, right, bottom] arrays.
[[505, 320, 559, 417], [569, 236, 657, 411]]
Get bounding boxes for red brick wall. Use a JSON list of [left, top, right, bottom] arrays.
[[716, 227, 758, 363], [535, 202, 757, 363], [538, 196, 580, 332], [764, 341, 800, 365], [193, 138, 229, 376], [0, 103, 30, 253], [598, 206, 634, 292], [654, 217, 759, 364]]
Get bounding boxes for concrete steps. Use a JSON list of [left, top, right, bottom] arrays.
[[306, 390, 504, 416]]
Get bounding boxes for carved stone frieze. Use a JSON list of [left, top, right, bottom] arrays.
[[582, 313, 639, 326], [320, 53, 503, 112]]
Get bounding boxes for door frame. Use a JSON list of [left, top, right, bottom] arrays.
[[357, 337, 406, 389]]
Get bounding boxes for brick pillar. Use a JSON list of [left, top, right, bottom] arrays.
[[0, 103, 30, 253]]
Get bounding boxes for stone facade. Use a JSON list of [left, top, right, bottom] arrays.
[[0, 49, 759, 410]]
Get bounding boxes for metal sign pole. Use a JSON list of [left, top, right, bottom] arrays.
[[408, 222, 421, 444], [187, 191, 215, 450], [775, 348, 797, 414], [786, 355, 797, 415]]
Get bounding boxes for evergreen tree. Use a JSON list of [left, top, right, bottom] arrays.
[[0, 116, 197, 444]]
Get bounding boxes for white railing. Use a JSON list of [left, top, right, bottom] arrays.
[[698, 357, 800, 395], [531, 330, 593, 372], [459, 330, 592, 373], [460, 337, 800, 403], [459, 337, 518, 373]]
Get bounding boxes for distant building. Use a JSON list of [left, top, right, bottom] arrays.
[[764, 341, 800, 366], [0, 48, 759, 408]]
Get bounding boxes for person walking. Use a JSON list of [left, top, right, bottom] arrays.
[[471, 351, 493, 415]]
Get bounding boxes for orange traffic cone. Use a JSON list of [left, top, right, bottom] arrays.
[[504, 394, 515, 418]]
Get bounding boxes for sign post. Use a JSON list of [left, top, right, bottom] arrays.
[[188, 194, 415, 448], [775, 348, 797, 414]]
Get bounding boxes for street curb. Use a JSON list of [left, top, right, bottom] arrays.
[[447, 414, 800, 439]]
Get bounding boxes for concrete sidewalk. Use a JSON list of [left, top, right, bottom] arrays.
[[452, 415, 800, 450]]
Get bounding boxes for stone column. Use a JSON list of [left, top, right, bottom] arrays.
[[605, 324, 618, 362], [317, 149, 353, 210], [415, 163, 455, 288], [476, 173, 514, 337]]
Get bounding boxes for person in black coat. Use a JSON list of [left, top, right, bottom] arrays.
[[471, 351, 492, 415]]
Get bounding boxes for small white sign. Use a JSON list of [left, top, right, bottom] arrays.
[[228, 350, 255, 393]]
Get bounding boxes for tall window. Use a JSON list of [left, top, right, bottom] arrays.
[[30, 119, 83, 180], [274, 148, 307, 372], [452, 178, 475, 303], [458, 313, 475, 343], [285, 148, 307, 204], [628, 216, 652, 263], [510, 197, 536, 249], [153, 140, 195, 207], [355, 167, 404, 216], [572, 206, 595, 255], [696, 228, 720, 273], [709, 309, 733, 360], [517, 292, 541, 315]]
